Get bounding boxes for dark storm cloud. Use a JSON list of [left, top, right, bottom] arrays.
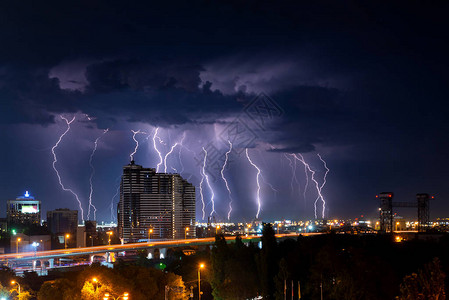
[[269, 145, 316, 154], [2, 0, 449, 219], [2, 0, 447, 131], [85, 59, 204, 93]]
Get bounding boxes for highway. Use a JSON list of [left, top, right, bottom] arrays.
[[0, 233, 313, 263]]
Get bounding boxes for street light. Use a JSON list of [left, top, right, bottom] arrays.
[[92, 277, 99, 292], [198, 263, 205, 300], [148, 228, 153, 242], [215, 225, 220, 235], [104, 292, 129, 300], [16, 237, 21, 253], [65, 234, 70, 249], [185, 227, 189, 240], [107, 231, 113, 245], [11, 280, 21, 294], [32, 242, 40, 256]]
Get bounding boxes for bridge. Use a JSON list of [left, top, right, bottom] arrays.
[[0, 233, 312, 275]]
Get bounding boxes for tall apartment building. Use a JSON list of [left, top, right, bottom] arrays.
[[7, 191, 41, 225], [117, 161, 196, 243]]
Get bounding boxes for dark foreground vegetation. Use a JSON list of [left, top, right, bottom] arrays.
[[169, 225, 448, 300], [1, 224, 448, 299]]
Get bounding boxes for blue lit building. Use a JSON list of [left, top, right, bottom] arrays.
[[7, 191, 41, 225]]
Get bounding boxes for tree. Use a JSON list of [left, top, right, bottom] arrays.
[[0, 267, 15, 287], [397, 258, 446, 300], [210, 234, 230, 300], [22, 271, 44, 292], [275, 258, 290, 300], [209, 234, 260, 299], [37, 262, 187, 300], [17, 291, 33, 300], [37, 278, 78, 300], [257, 223, 278, 300]]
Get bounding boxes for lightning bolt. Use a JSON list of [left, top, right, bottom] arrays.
[[302, 159, 309, 204], [292, 153, 327, 219], [51, 115, 84, 222], [246, 148, 261, 219], [202, 147, 216, 217], [177, 132, 188, 175], [221, 141, 233, 220], [130, 129, 146, 161], [199, 151, 206, 220], [152, 127, 163, 172], [261, 174, 279, 196], [110, 182, 120, 223], [163, 142, 179, 173], [87, 128, 109, 220], [317, 153, 329, 218], [284, 154, 299, 196], [256, 149, 279, 197]]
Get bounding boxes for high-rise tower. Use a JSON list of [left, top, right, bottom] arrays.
[[117, 161, 195, 243]]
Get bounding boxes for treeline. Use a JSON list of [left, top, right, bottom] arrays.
[[0, 260, 187, 300], [206, 224, 449, 300]]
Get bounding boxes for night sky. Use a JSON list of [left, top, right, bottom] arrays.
[[1, 0, 449, 223]]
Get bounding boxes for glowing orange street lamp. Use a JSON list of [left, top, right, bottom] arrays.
[[64, 234, 70, 249], [198, 263, 205, 300], [92, 277, 99, 292], [104, 292, 129, 300], [11, 280, 21, 294], [107, 231, 113, 245], [185, 227, 189, 239], [16, 237, 21, 253], [148, 228, 153, 242]]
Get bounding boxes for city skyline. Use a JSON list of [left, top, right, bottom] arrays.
[[1, 1, 449, 222]]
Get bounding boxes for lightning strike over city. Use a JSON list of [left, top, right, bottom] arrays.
[[293, 153, 327, 219], [177, 132, 188, 175], [221, 141, 233, 220], [87, 128, 109, 220], [163, 141, 179, 173], [317, 153, 330, 218], [5, 3, 449, 298], [199, 151, 206, 220], [110, 182, 120, 223], [261, 174, 279, 197], [152, 127, 163, 172], [302, 159, 309, 203], [246, 148, 262, 219], [202, 147, 216, 217], [51, 115, 84, 222], [130, 129, 145, 161], [284, 153, 299, 197]]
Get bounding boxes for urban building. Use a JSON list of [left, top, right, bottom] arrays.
[[7, 191, 41, 225], [0, 218, 7, 233], [47, 208, 78, 249], [85, 220, 97, 247], [47, 209, 78, 235], [76, 225, 86, 248], [117, 161, 196, 243]]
